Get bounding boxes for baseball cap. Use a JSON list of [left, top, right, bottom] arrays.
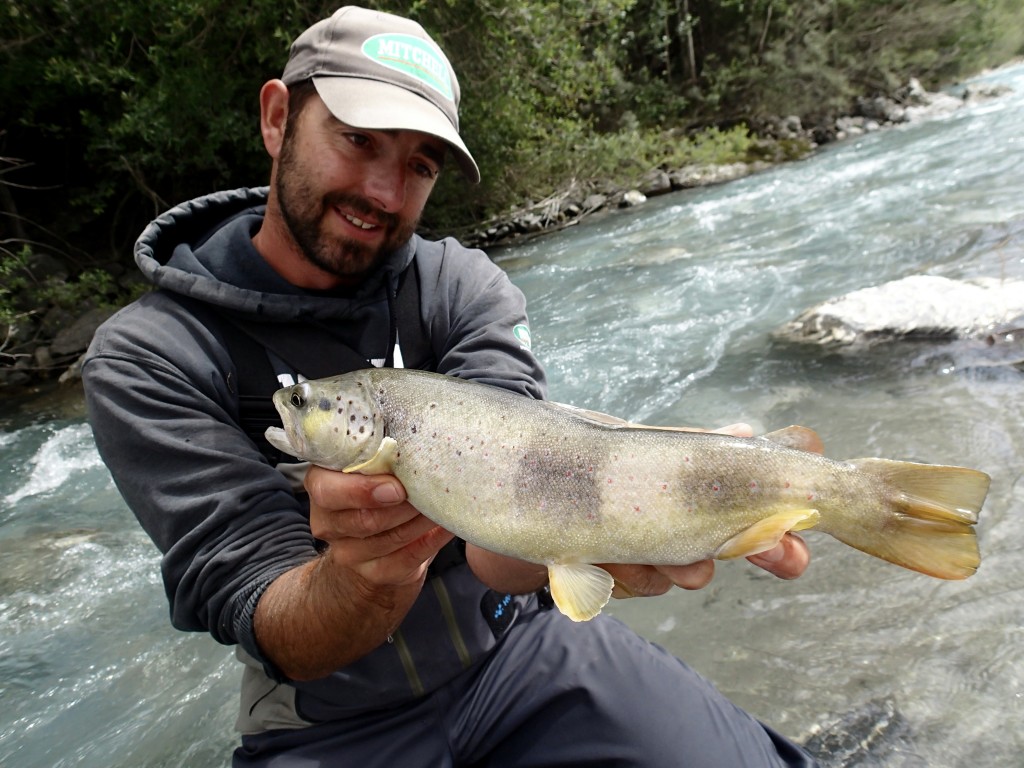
[[281, 6, 480, 183]]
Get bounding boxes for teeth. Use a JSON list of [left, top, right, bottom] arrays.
[[345, 214, 376, 230]]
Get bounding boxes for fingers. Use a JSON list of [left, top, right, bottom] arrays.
[[603, 560, 716, 599], [304, 466, 453, 584], [713, 422, 754, 438], [603, 532, 810, 602], [305, 465, 406, 512], [746, 533, 811, 580]]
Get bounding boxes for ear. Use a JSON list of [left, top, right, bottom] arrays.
[[259, 79, 291, 160]]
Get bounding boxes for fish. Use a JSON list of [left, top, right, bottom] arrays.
[[265, 368, 989, 622]]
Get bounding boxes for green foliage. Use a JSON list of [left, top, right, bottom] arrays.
[[0, 244, 142, 331], [1, 0, 1021, 264], [0, 246, 33, 326]]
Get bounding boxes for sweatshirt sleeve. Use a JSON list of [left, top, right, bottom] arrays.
[[81, 293, 317, 663], [419, 237, 548, 400]]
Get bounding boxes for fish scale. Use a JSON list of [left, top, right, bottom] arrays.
[[266, 368, 989, 622]]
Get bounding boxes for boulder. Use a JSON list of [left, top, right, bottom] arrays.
[[50, 307, 116, 356], [777, 275, 1024, 348]]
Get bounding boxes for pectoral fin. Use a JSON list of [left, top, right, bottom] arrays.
[[715, 509, 821, 560], [547, 562, 616, 622], [343, 436, 399, 475]]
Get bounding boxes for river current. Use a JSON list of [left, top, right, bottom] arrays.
[[3, 63, 1023, 767]]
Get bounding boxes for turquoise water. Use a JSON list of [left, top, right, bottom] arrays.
[[3, 63, 1023, 766]]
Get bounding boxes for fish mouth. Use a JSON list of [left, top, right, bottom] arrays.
[[265, 390, 308, 461]]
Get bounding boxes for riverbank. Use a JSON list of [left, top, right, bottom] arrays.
[[0, 74, 1012, 394]]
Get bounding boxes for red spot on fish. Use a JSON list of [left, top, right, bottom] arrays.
[[633, 505, 641, 513], [712, 483, 720, 492], [607, 478, 614, 484], [662, 484, 668, 491], [784, 481, 791, 488], [807, 493, 815, 501]]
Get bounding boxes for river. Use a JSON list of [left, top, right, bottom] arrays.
[[3, 63, 1023, 767]]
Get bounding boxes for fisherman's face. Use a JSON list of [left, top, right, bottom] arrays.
[[274, 97, 444, 282]]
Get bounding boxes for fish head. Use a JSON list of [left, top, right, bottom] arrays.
[[265, 375, 384, 471]]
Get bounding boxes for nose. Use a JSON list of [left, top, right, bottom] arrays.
[[362, 160, 406, 213]]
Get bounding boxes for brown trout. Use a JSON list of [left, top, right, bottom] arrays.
[[265, 368, 988, 621]]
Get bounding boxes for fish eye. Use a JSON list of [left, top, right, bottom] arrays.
[[290, 391, 306, 408]]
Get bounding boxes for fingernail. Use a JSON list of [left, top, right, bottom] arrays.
[[372, 482, 402, 504]]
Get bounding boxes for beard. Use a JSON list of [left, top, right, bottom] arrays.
[[274, 135, 419, 281]]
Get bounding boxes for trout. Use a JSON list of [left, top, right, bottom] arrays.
[[265, 368, 988, 622]]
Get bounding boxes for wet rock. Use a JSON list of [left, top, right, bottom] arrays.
[[801, 697, 913, 768], [51, 307, 116, 356], [619, 190, 647, 207], [777, 275, 1024, 349], [638, 169, 672, 197]]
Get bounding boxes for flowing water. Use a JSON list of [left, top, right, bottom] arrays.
[[3, 63, 1023, 767]]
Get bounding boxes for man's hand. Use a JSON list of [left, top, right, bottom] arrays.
[[605, 533, 811, 599], [304, 467, 453, 589], [254, 468, 452, 681]]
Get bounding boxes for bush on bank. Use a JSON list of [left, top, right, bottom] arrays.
[[1, 0, 1022, 382]]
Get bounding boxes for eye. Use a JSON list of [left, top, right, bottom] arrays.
[[413, 159, 440, 180], [345, 132, 371, 149], [290, 391, 306, 408]]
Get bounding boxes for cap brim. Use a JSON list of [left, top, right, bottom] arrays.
[[313, 77, 480, 184]]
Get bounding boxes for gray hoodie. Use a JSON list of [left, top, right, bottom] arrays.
[[82, 186, 547, 732]]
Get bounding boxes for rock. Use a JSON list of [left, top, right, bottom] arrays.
[[619, 190, 647, 208], [638, 169, 672, 197], [777, 275, 1024, 348], [33, 346, 54, 370], [50, 307, 116, 356], [59, 352, 88, 384], [582, 193, 608, 211]]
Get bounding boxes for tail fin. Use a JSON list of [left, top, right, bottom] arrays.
[[844, 459, 989, 580]]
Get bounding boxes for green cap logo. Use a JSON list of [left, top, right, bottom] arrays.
[[362, 33, 453, 101]]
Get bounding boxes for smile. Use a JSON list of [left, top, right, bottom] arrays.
[[344, 213, 378, 230]]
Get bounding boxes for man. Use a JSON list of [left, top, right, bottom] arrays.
[[83, 6, 818, 766]]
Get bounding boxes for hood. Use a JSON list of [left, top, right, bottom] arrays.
[[134, 186, 415, 322]]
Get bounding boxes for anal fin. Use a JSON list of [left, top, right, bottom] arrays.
[[716, 509, 821, 560]]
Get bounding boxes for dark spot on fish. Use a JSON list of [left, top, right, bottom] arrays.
[[350, 415, 356, 421], [411, 425, 418, 434], [318, 398, 331, 411], [359, 426, 365, 434]]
